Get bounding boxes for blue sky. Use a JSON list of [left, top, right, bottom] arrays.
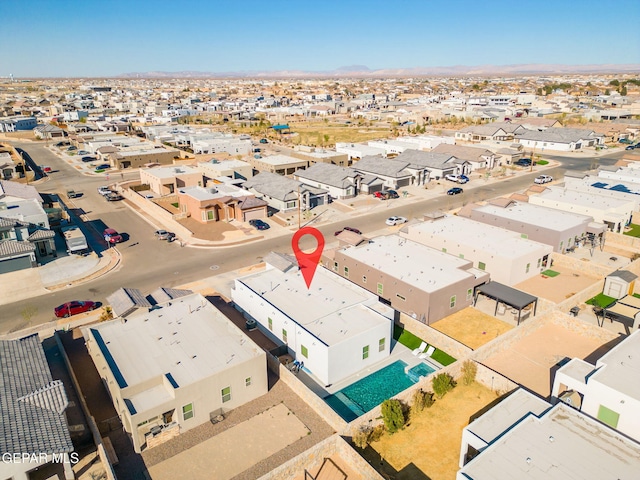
[[2, 0, 639, 77]]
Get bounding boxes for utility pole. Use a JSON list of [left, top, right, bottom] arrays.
[[297, 185, 301, 230]]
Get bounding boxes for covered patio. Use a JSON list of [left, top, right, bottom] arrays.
[[474, 281, 538, 325]]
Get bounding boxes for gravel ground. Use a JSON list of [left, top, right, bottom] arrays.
[[142, 372, 334, 479]]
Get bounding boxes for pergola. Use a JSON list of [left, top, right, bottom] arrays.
[[474, 281, 538, 325]]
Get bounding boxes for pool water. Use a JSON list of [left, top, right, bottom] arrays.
[[324, 360, 435, 422]]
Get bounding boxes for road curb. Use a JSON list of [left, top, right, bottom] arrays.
[[45, 248, 122, 292]]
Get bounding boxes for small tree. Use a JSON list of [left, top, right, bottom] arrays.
[[353, 425, 373, 449], [432, 372, 456, 399], [381, 399, 405, 434], [461, 360, 478, 386], [410, 389, 435, 418]]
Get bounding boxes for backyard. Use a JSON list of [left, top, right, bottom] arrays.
[[430, 307, 513, 350], [363, 381, 499, 480], [393, 325, 456, 366]]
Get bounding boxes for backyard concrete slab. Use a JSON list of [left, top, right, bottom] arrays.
[[482, 322, 613, 398], [147, 403, 309, 480]]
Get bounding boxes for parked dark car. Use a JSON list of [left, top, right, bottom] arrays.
[[335, 226, 362, 236], [82, 156, 96, 162], [54, 300, 97, 318], [249, 219, 270, 230], [386, 189, 399, 199], [447, 187, 464, 195], [95, 164, 110, 171], [105, 192, 123, 201], [259, 138, 268, 144], [626, 145, 637, 151], [514, 158, 533, 167]]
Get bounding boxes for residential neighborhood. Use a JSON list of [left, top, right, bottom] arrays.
[[1, 11, 640, 479]]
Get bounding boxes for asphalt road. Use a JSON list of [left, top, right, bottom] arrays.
[[0, 141, 626, 333]]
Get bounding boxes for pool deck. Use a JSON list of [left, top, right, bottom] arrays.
[[293, 341, 442, 400]]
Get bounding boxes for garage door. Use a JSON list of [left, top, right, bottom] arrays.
[[366, 185, 383, 194], [396, 178, 411, 187], [0, 256, 33, 274], [243, 209, 265, 222]]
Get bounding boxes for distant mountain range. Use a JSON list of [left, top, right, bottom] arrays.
[[119, 64, 640, 78]]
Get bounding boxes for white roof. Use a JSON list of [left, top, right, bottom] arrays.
[[534, 185, 634, 210], [591, 329, 640, 401], [256, 154, 307, 166], [460, 403, 640, 480], [471, 201, 591, 232], [142, 165, 200, 179], [405, 215, 551, 259], [87, 293, 262, 391], [339, 235, 480, 292], [178, 184, 250, 201], [236, 264, 393, 346]]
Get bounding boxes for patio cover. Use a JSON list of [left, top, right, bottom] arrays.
[[474, 281, 538, 325]]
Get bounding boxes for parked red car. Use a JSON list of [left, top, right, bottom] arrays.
[[54, 300, 97, 318], [104, 228, 123, 244], [373, 191, 387, 200]]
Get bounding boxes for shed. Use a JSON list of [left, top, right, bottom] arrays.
[[603, 270, 637, 299]]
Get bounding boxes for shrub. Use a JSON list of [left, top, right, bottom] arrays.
[[381, 399, 406, 434], [410, 389, 435, 418], [353, 426, 372, 449], [461, 360, 478, 386], [432, 372, 456, 399]]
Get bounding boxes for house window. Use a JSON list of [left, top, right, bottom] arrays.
[[221, 386, 231, 403], [520, 233, 528, 239], [268, 317, 273, 331], [526, 263, 530, 273], [467, 288, 473, 301], [362, 275, 367, 283], [396, 293, 406, 301], [207, 210, 214, 221], [377, 283, 383, 295], [362, 345, 369, 359], [282, 328, 288, 343], [537, 258, 541, 268], [286, 201, 296, 209], [442, 247, 447, 253], [245, 377, 252, 387], [333, 261, 338, 272], [459, 253, 464, 259], [379, 337, 385, 352], [182, 403, 194, 420], [301, 345, 308, 358], [597, 405, 619, 428], [478, 262, 486, 270], [344, 266, 349, 278], [450, 295, 457, 309]]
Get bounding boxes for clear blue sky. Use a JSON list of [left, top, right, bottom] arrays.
[[2, 0, 639, 77]]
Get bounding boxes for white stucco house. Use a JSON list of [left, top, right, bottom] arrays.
[[231, 253, 394, 386]]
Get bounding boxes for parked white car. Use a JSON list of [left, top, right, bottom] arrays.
[[534, 175, 553, 184], [386, 216, 407, 226], [97, 186, 112, 196]]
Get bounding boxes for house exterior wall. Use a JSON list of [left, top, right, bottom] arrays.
[[580, 381, 640, 442], [111, 149, 177, 169], [249, 158, 308, 175], [294, 175, 356, 199], [141, 170, 202, 195], [198, 162, 253, 181], [86, 330, 267, 453]]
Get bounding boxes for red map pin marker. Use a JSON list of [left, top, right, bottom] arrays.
[[292, 226, 325, 289]]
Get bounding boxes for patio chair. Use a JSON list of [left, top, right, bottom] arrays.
[[419, 345, 436, 359], [412, 341, 428, 356]]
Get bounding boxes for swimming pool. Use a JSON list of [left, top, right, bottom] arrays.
[[324, 360, 436, 422]]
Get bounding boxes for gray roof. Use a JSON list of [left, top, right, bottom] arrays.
[[27, 229, 56, 241], [0, 239, 35, 258], [0, 334, 73, 455], [148, 287, 194, 305], [516, 127, 601, 144], [395, 150, 460, 169], [458, 122, 524, 135], [0, 180, 43, 203], [242, 171, 323, 202], [477, 281, 537, 310], [607, 270, 638, 282], [238, 196, 268, 210], [353, 155, 413, 178], [432, 144, 496, 163], [294, 162, 360, 189], [107, 287, 152, 318]]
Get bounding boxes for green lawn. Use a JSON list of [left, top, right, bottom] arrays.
[[585, 293, 617, 308], [541, 269, 560, 277], [393, 325, 456, 366], [624, 224, 640, 237], [536, 160, 549, 165]]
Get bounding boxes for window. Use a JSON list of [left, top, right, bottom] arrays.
[[182, 403, 194, 420], [450, 295, 456, 309], [221, 386, 231, 403], [301, 345, 308, 358], [362, 275, 367, 283], [286, 201, 296, 209], [207, 210, 214, 221], [478, 262, 486, 270], [520, 233, 528, 239], [526, 263, 530, 273], [377, 283, 383, 295], [442, 247, 447, 253], [282, 328, 288, 343], [396, 293, 406, 301], [597, 405, 619, 428], [459, 253, 464, 259], [467, 288, 473, 301], [268, 317, 272, 331], [245, 377, 252, 387], [344, 266, 349, 278], [379, 337, 385, 352], [362, 345, 369, 359], [537, 258, 541, 268], [333, 261, 338, 272]]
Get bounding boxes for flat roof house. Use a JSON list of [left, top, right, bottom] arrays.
[[140, 165, 203, 196], [196, 159, 253, 182], [232, 253, 394, 386], [551, 329, 640, 442], [177, 184, 267, 223], [326, 235, 489, 325], [0, 334, 75, 480], [528, 185, 633, 233], [243, 171, 329, 212], [563, 171, 640, 212], [248, 154, 308, 176], [84, 292, 267, 453], [109, 146, 181, 170], [400, 213, 552, 286], [293, 163, 362, 199], [457, 395, 640, 480], [335, 142, 387, 161], [459, 199, 596, 253]]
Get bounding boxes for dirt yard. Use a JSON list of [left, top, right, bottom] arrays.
[[515, 267, 600, 303], [432, 307, 514, 350], [366, 382, 498, 480]]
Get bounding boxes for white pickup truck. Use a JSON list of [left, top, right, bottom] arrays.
[[534, 175, 553, 184]]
